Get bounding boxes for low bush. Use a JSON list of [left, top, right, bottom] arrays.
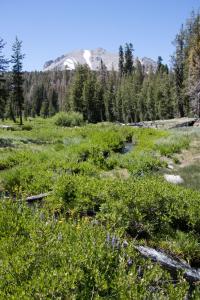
[[0, 138, 13, 148], [21, 124, 33, 131], [0, 200, 190, 299], [54, 111, 84, 127], [1, 119, 199, 298], [2, 165, 54, 196], [51, 175, 200, 232]]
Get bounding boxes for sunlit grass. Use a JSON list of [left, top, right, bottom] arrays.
[[0, 117, 200, 297]]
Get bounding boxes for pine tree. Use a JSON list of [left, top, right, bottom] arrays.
[[173, 26, 186, 117], [187, 13, 200, 116], [104, 70, 116, 121], [97, 60, 107, 121], [40, 99, 49, 118], [70, 64, 89, 112], [152, 69, 175, 120], [160, 72, 175, 119], [124, 43, 134, 75], [115, 86, 123, 122], [94, 79, 105, 122], [31, 84, 44, 116], [118, 45, 124, 77], [156, 56, 163, 73], [118, 75, 136, 123], [0, 38, 9, 120], [48, 89, 58, 116], [134, 59, 144, 92], [82, 71, 94, 122], [0, 38, 8, 72], [139, 74, 155, 121], [11, 37, 25, 125]]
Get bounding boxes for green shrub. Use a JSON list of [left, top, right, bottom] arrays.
[[0, 200, 190, 299], [1, 119, 199, 298], [21, 124, 33, 131], [0, 138, 13, 147], [54, 112, 84, 127], [2, 164, 54, 195], [51, 174, 200, 236]]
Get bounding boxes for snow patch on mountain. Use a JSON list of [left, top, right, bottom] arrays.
[[64, 58, 76, 70], [83, 50, 92, 69]]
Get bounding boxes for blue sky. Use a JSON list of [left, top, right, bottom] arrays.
[[1, 0, 199, 71]]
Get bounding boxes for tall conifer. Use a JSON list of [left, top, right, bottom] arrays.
[[11, 37, 25, 125]]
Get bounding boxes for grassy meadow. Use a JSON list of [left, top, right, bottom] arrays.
[[0, 116, 200, 299]]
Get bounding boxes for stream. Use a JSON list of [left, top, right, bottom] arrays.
[[121, 142, 134, 154]]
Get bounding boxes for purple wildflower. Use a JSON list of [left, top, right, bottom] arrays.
[[127, 258, 133, 267], [122, 240, 128, 248], [106, 233, 110, 244], [112, 236, 116, 248]]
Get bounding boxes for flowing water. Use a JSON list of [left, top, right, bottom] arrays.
[[121, 142, 134, 154]]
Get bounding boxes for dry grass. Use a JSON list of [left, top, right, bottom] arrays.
[[100, 168, 130, 179], [171, 128, 200, 191]]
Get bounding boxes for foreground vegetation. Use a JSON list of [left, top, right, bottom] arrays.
[[0, 118, 200, 299]]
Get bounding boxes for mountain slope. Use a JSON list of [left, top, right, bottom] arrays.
[[43, 48, 157, 72]]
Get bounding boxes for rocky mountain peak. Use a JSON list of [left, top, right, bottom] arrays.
[[43, 48, 157, 72]]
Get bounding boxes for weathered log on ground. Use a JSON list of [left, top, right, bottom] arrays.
[[118, 118, 198, 129], [126, 122, 147, 128], [193, 119, 200, 127], [26, 192, 50, 202], [135, 245, 200, 283], [0, 125, 14, 130], [172, 119, 197, 128]]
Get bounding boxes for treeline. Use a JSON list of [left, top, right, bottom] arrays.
[[0, 10, 200, 124], [23, 71, 71, 117], [173, 10, 200, 118], [21, 45, 176, 123], [65, 56, 174, 123]]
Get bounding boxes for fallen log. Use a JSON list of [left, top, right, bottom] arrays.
[[193, 119, 200, 127], [26, 192, 50, 203], [0, 125, 14, 130], [135, 245, 200, 283], [126, 122, 146, 128], [171, 119, 197, 129]]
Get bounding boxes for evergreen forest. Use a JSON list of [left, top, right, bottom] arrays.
[[1, 12, 200, 124]]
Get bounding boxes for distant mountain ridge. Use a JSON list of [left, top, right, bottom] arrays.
[[43, 48, 157, 72]]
